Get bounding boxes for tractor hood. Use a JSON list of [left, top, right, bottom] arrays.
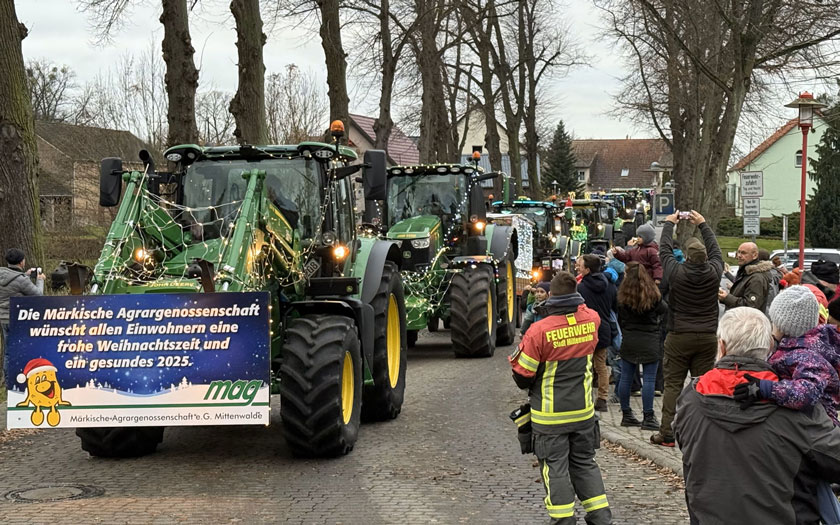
[[386, 215, 441, 240]]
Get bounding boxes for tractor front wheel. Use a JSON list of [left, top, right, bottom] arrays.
[[279, 315, 362, 457], [76, 427, 165, 458], [362, 262, 407, 422], [496, 254, 517, 346], [450, 264, 497, 357]]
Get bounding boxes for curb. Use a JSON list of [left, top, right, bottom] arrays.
[[601, 426, 683, 477]]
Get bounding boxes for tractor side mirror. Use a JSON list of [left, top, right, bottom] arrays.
[[99, 157, 123, 207], [362, 149, 387, 201], [469, 183, 487, 224]]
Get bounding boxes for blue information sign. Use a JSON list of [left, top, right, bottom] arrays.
[[5, 292, 270, 429]]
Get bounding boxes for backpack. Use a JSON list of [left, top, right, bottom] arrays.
[[764, 276, 779, 315]]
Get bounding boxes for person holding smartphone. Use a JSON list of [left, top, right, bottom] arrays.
[[0, 248, 44, 385]]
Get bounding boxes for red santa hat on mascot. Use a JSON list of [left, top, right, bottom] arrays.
[[17, 358, 57, 384]]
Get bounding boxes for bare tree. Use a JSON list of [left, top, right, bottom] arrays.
[[0, 3, 43, 264], [196, 89, 236, 145], [76, 0, 200, 147], [26, 60, 77, 123], [265, 64, 328, 143], [318, 0, 350, 131], [597, 0, 840, 230], [230, 0, 269, 144], [161, 0, 199, 146]]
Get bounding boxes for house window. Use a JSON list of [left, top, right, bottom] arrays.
[[795, 150, 802, 168], [620, 168, 629, 177], [577, 170, 586, 182], [726, 184, 736, 206]]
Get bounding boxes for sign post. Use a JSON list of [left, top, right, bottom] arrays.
[[740, 172, 763, 240], [654, 193, 675, 225]]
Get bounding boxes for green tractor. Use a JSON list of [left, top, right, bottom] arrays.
[[363, 163, 520, 357], [491, 198, 571, 280], [79, 132, 408, 458]]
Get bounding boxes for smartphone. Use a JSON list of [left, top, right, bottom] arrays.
[[678, 211, 692, 220]]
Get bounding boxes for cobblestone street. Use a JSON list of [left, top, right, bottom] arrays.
[[0, 329, 688, 524]]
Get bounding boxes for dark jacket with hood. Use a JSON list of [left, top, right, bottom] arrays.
[[0, 266, 43, 321], [801, 271, 837, 303], [576, 272, 617, 349], [617, 299, 667, 364], [722, 259, 776, 312], [674, 355, 840, 525], [659, 221, 723, 333]]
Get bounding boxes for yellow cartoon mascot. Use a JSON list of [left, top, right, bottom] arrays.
[[16, 358, 71, 427]]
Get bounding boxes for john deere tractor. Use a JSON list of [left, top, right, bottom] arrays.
[[78, 126, 407, 458], [363, 163, 519, 357], [492, 198, 570, 280]]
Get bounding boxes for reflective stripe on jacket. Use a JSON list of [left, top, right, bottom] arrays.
[[512, 303, 601, 432]]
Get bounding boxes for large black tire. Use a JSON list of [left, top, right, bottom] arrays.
[[279, 315, 362, 457], [76, 427, 164, 458], [362, 262, 407, 422], [450, 264, 497, 357], [407, 330, 418, 348], [496, 253, 517, 346], [427, 316, 439, 332]]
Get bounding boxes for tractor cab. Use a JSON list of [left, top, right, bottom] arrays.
[[382, 164, 494, 270]]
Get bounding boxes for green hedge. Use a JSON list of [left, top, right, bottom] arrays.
[[714, 213, 802, 241]]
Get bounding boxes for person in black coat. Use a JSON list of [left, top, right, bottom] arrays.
[[616, 262, 666, 430], [576, 254, 618, 412]]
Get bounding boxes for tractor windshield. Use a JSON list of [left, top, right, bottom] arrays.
[[183, 158, 321, 240], [387, 174, 467, 226], [510, 206, 549, 233]]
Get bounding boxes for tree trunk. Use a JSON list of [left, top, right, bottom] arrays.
[[372, 0, 394, 151], [0, 4, 42, 265], [415, 0, 454, 163], [469, 8, 502, 194], [229, 0, 268, 145], [161, 0, 199, 147], [318, 0, 350, 136]]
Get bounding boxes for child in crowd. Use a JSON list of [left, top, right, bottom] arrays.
[[520, 281, 550, 336]]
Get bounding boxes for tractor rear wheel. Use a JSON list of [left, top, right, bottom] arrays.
[[279, 315, 362, 457], [362, 262, 407, 422], [496, 253, 517, 346], [450, 264, 497, 357], [76, 427, 165, 458], [407, 330, 418, 348]]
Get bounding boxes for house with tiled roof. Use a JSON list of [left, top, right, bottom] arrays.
[[571, 139, 671, 192], [728, 115, 827, 218], [36, 121, 161, 229], [347, 114, 419, 166]]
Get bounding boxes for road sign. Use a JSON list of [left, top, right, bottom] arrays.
[[654, 193, 674, 215], [743, 217, 760, 236], [743, 198, 760, 217], [740, 171, 764, 198]]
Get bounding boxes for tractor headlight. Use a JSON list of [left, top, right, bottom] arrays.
[[410, 238, 431, 249]]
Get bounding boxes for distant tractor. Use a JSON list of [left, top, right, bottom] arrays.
[[363, 162, 520, 357]]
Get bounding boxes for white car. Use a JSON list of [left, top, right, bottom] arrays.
[[769, 248, 840, 271]]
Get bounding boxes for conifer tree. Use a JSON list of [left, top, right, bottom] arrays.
[[806, 105, 840, 248], [541, 121, 580, 197]]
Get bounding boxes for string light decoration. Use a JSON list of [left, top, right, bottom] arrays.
[[90, 151, 346, 297]]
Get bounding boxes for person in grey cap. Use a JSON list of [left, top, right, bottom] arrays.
[[651, 210, 723, 447], [611, 223, 662, 283], [0, 248, 45, 385]]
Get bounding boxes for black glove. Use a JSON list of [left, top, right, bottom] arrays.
[[733, 374, 762, 410]]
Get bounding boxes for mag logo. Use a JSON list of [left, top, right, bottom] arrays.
[[203, 380, 263, 405]]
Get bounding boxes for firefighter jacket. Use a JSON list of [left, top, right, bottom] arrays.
[[510, 293, 601, 434]]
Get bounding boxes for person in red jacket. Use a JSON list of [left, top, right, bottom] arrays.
[[510, 271, 611, 525], [611, 223, 663, 283]]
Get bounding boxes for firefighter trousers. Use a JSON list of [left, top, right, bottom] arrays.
[[534, 423, 611, 525]]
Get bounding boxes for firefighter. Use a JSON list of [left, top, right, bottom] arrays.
[[510, 271, 611, 525]]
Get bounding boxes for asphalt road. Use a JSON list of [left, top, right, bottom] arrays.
[[0, 329, 688, 524]]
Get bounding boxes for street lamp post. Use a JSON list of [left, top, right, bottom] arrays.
[[785, 92, 827, 270]]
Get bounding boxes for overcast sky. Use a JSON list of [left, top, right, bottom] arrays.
[[16, 1, 649, 140]]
